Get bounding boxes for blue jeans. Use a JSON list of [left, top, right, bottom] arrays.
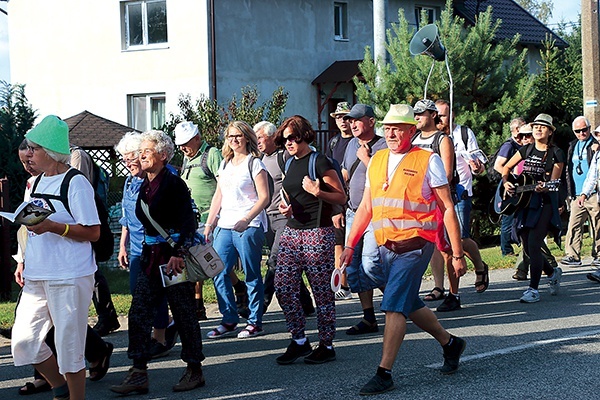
[[500, 214, 515, 256], [345, 209, 386, 293], [213, 226, 265, 326], [454, 195, 472, 239]]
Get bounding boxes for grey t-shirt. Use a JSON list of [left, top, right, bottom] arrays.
[[261, 149, 290, 214], [342, 136, 387, 210]]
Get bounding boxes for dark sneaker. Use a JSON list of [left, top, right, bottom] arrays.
[[92, 317, 120, 337], [172, 366, 205, 392], [441, 335, 466, 374], [561, 256, 582, 266], [512, 270, 528, 280], [110, 367, 149, 395], [149, 339, 170, 359], [436, 293, 461, 312], [276, 340, 312, 365], [196, 306, 208, 321], [588, 270, 600, 283], [304, 343, 336, 364], [359, 374, 395, 396]]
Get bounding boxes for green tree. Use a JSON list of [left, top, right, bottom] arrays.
[[164, 85, 289, 156], [515, 0, 554, 24], [0, 81, 37, 212], [356, 0, 535, 155]]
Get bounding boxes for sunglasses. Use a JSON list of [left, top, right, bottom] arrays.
[[519, 133, 533, 138], [284, 135, 302, 143], [574, 127, 590, 134]]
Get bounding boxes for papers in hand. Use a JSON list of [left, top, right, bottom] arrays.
[[458, 149, 488, 164], [160, 264, 189, 287], [0, 201, 53, 226]]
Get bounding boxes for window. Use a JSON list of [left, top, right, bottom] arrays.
[[334, 2, 348, 40], [128, 94, 166, 131], [415, 6, 436, 28], [123, 0, 167, 50]]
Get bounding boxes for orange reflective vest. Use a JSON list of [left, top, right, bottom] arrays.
[[369, 147, 438, 246]]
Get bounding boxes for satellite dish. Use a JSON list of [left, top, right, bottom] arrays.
[[409, 24, 446, 61]]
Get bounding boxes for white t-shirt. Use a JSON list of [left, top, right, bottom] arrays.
[[217, 155, 267, 231], [24, 169, 99, 280], [450, 124, 480, 196], [366, 150, 448, 200]]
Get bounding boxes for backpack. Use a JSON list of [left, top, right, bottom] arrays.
[[31, 169, 114, 262], [486, 139, 520, 183], [92, 162, 110, 207], [426, 130, 461, 197], [181, 145, 217, 181]]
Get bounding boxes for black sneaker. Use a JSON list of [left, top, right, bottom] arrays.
[[92, 317, 120, 337], [304, 343, 336, 364], [149, 338, 170, 359], [276, 340, 312, 365], [440, 335, 466, 374], [436, 293, 461, 312], [359, 374, 395, 396]]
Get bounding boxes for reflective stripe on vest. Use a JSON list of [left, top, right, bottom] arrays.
[[369, 147, 438, 245]]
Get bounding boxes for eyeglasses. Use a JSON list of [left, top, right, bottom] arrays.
[[227, 134, 244, 141], [121, 153, 139, 164], [519, 133, 533, 138], [574, 126, 590, 134], [284, 135, 302, 143], [140, 148, 157, 156], [27, 145, 42, 153]]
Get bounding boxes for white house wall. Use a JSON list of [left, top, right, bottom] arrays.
[[8, 0, 211, 125]]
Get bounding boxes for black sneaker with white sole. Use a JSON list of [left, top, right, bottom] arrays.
[[276, 340, 312, 365], [441, 335, 466, 374]]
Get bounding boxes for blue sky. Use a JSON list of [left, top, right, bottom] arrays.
[[0, 1, 582, 84]]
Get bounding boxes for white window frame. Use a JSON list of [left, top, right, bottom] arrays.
[[128, 93, 166, 132], [334, 2, 348, 41], [415, 6, 437, 28], [122, 0, 168, 51]]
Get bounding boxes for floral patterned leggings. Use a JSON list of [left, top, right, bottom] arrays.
[[275, 225, 336, 346]]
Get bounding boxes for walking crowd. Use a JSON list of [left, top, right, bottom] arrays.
[[6, 98, 600, 398]]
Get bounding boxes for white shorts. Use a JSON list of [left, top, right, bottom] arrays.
[[11, 274, 94, 374]]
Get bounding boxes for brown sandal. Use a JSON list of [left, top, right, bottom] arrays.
[[475, 262, 489, 293], [423, 287, 445, 301]]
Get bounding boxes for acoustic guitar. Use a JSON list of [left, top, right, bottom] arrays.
[[497, 174, 560, 215]]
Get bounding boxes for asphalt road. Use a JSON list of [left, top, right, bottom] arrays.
[[1, 262, 599, 399]]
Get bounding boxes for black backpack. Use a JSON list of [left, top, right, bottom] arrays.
[[31, 169, 114, 262], [486, 139, 520, 183]]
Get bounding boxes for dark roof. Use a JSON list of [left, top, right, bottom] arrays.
[[454, 0, 568, 48], [312, 60, 363, 85], [64, 110, 138, 149]]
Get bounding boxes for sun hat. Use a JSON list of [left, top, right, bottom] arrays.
[[518, 123, 533, 134], [330, 101, 352, 118], [593, 125, 600, 133], [25, 115, 70, 155], [343, 104, 376, 120], [174, 121, 199, 145], [380, 104, 418, 125], [413, 99, 438, 114], [531, 113, 555, 131]]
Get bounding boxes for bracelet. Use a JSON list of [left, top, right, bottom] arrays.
[[205, 223, 213, 228], [344, 245, 355, 251], [452, 254, 465, 260], [61, 224, 70, 237]]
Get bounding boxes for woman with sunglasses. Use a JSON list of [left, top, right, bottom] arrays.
[[203, 121, 270, 339], [273, 115, 346, 365], [502, 114, 565, 303]]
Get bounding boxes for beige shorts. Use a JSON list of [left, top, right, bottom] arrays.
[[11, 274, 94, 374]]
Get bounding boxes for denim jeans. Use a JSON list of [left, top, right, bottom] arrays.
[[500, 214, 515, 256], [213, 226, 265, 326]]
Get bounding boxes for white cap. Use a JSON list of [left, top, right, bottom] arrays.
[[594, 125, 600, 133], [174, 121, 199, 145]]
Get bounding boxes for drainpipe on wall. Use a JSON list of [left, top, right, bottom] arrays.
[[373, 0, 388, 71], [209, 0, 217, 100]]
